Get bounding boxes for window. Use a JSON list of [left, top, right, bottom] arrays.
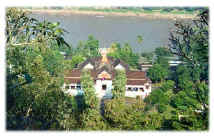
[[71, 85, 75, 89], [127, 87, 132, 91], [133, 87, 138, 92], [102, 84, 107, 90], [65, 85, 70, 89], [77, 85, 81, 90], [140, 88, 144, 92]]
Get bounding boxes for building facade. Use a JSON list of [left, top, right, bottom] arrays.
[[63, 48, 152, 99]]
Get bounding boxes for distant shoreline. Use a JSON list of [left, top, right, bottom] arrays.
[[26, 9, 197, 19]]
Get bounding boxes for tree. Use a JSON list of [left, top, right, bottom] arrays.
[[6, 8, 69, 48], [164, 9, 209, 130], [6, 8, 69, 130], [144, 80, 174, 106], [155, 47, 172, 57], [80, 70, 98, 109], [79, 70, 106, 130], [141, 52, 154, 62], [169, 82, 208, 130], [146, 46, 171, 83], [156, 56, 170, 68], [112, 70, 127, 99], [103, 70, 147, 130], [75, 35, 101, 58], [147, 64, 168, 83], [7, 43, 65, 130], [137, 35, 143, 44], [169, 9, 208, 81], [64, 55, 85, 70], [174, 65, 191, 89], [108, 43, 140, 69]]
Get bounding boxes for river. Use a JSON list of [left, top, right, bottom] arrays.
[[30, 12, 180, 52]]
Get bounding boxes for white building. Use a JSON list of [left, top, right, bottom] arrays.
[[63, 48, 152, 99]]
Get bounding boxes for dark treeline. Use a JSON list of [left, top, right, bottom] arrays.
[[6, 8, 208, 130]]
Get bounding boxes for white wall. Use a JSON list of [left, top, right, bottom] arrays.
[[63, 83, 83, 96], [95, 80, 113, 98], [83, 63, 94, 69], [63, 81, 151, 99], [115, 64, 125, 70], [125, 84, 151, 98]]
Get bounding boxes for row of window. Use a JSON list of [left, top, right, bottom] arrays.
[[126, 87, 144, 92], [65, 85, 81, 90], [126, 85, 150, 92], [65, 84, 150, 92]]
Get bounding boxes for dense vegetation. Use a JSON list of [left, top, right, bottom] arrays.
[[6, 8, 208, 130]]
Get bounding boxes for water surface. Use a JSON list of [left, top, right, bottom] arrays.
[[30, 12, 179, 52]]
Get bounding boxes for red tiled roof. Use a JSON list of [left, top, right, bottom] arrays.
[[127, 80, 147, 85], [64, 78, 81, 84], [65, 78, 149, 85], [64, 57, 151, 86], [64, 69, 81, 77], [126, 71, 146, 79]]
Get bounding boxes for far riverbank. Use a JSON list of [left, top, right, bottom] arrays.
[[26, 9, 197, 19]]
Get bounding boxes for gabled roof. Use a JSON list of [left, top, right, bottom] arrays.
[[64, 56, 151, 85], [78, 57, 102, 69], [78, 56, 129, 71], [112, 59, 129, 71], [96, 65, 112, 75]]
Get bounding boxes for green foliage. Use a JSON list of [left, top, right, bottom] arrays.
[[141, 112, 163, 130], [147, 49, 170, 83], [195, 81, 208, 108], [112, 70, 127, 99], [104, 98, 127, 128], [156, 56, 169, 68], [64, 55, 85, 70], [144, 81, 174, 106], [137, 35, 143, 44], [170, 109, 207, 130], [171, 90, 199, 111], [157, 104, 167, 113], [141, 52, 154, 62], [6, 8, 70, 130], [104, 98, 146, 130], [75, 35, 101, 58], [6, 8, 69, 48], [80, 109, 107, 130], [155, 47, 172, 57], [169, 9, 208, 81], [80, 70, 99, 110], [160, 80, 175, 92], [108, 43, 140, 69], [7, 43, 66, 130], [56, 95, 79, 130], [43, 49, 64, 76], [174, 65, 191, 89], [147, 64, 168, 83], [79, 70, 107, 130]]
